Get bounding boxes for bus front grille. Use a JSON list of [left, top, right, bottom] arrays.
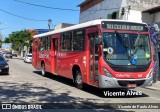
[[117, 80, 145, 87]]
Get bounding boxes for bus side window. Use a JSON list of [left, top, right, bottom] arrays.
[[46, 36, 51, 51], [61, 32, 72, 51], [73, 30, 85, 51], [39, 37, 45, 52]]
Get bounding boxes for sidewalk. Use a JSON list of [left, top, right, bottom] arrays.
[[144, 81, 160, 91]]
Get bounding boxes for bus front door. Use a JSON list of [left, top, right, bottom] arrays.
[[89, 34, 99, 85]]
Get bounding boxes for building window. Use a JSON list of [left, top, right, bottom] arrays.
[[107, 11, 119, 19], [111, 12, 117, 19]]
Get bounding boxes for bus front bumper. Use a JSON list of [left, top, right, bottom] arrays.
[[99, 74, 153, 88]]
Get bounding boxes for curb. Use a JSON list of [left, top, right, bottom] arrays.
[[143, 82, 160, 91], [144, 86, 160, 91], [13, 57, 23, 60]]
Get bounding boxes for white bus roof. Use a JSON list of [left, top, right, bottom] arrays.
[[34, 19, 147, 38]]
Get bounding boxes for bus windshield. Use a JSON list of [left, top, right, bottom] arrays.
[[102, 32, 151, 66]]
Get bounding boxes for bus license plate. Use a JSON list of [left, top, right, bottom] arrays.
[[127, 84, 136, 88]]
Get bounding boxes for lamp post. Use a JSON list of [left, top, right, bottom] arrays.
[[48, 19, 52, 31]]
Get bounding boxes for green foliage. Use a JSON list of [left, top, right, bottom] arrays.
[[3, 30, 32, 51], [0, 33, 2, 48]]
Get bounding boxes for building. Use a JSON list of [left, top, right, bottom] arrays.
[[142, 6, 160, 26], [78, 0, 160, 23], [1, 43, 12, 52], [34, 29, 51, 34], [55, 23, 75, 30], [28, 29, 51, 36]]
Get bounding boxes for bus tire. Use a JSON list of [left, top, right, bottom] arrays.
[[41, 63, 46, 76], [74, 70, 83, 89]]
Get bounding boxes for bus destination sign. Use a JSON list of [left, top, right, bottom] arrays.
[[102, 21, 148, 31]]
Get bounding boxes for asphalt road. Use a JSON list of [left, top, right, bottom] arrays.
[[0, 57, 160, 112]]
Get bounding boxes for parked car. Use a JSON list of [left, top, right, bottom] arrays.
[[12, 52, 18, 57], [24, 54, 32, 63], [4, 52, 12, 58], [0, 55, 9, 75], [0, 52, 3, 56]]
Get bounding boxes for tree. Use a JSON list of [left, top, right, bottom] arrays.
[[4, 30, 32, 52], [0, 33, 2, 48]]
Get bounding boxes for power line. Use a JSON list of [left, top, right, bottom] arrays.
[[14, 0, 79, 11], [0, 8, 48, 21], [14, 0, 120, 11]]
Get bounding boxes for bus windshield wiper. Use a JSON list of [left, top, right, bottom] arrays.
[[133, 32, 140, 54]]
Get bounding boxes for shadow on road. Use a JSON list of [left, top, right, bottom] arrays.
[[0, 81, 132, 112], [33, 70, 149, 98], [0, 73, 9, 76]]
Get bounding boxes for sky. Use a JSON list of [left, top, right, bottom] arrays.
[[0, 0, 84, 39]]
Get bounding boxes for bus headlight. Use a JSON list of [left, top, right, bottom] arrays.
[[146, 69, 154, 78], [103, 67, 113, 78]]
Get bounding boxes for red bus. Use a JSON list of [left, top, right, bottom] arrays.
[[32, 19, 154, 89]]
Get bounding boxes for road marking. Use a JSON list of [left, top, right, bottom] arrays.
[[149, 96, 160, 101]]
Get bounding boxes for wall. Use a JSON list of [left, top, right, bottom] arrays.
[[79, 0, 160, 23], [142, 12, 160, 24], [142, 13, 154, 23], [155, 12, 160, 23], [79, 0, 123, 23], [80, 0, 103, 13], [127, 0, 160, 11], [127, 10, 142, 22]]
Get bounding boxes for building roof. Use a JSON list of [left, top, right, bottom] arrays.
[[77, 0, 91, 7], [142, 6, 160, 14]]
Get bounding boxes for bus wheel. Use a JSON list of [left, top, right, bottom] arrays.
[[41, 63, 46, 76], [74, 70, 83, 89]]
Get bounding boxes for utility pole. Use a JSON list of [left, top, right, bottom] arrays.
[[126, 5, 131, 20], [121, 6, 131, 20]]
